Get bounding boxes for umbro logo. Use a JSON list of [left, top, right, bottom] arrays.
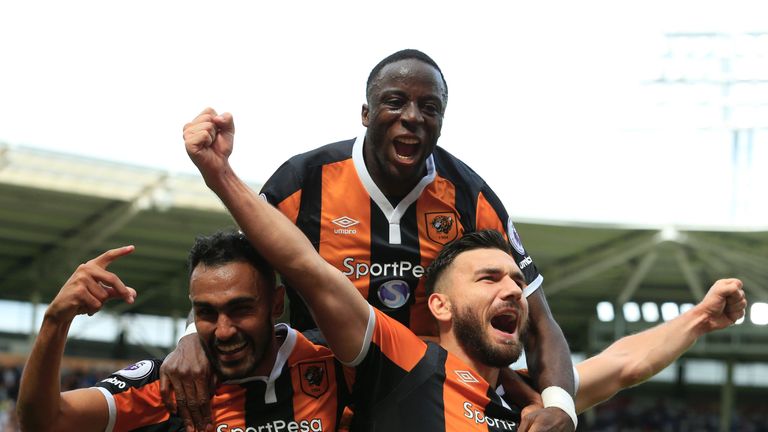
[[332, 216, 359, 235], [454, 370, 480, 386], [332, 216, 359, 228]]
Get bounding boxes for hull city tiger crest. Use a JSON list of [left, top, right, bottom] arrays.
[[426, 212, 458, 245], [299, 362, 328, 399]]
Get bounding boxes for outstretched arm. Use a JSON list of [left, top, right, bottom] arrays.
[[17, 247, 137, 432], [574, 278, 746, 413], [183, 108, 370, 363]]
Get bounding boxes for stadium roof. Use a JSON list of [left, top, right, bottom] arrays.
[[1, 143, 766, 354]]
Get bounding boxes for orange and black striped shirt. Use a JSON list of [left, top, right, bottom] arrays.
[[347, 306, 521, 431], [93, 324, 348, 431], [260, 136, 542, 337]]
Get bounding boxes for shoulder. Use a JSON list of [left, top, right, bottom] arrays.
[[431, 146, 487, 190], [290, 328, 336, 362], [262, 138, 356, 203], [282, 138, 355, 170]]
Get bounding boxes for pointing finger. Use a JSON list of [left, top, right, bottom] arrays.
[[90, 245, 135, 269]]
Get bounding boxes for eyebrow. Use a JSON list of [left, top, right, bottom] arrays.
[[475, 267, 527, 287], [379, 88, 444, 103], [192, 296, 258, 310]]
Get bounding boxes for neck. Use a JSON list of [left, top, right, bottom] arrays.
[[438, 331, 500, 387], [362, 136, 425, 199], [251, 332, 285, 378]]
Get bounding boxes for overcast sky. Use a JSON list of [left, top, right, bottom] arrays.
[[1, 0, 766, 227]]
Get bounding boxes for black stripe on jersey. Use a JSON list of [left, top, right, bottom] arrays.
[[476, 182, 540, 283], [367, 197, 421, 327], [333, 359, 352, 421], [484, 386, 521, 432], [287, 162, 323, 331], [260, 139, 355, 203], [352, 342, 447, 431], [131, 418, 185, 432], [431, 146, 486, 233], [243, 365, 296, 426], [284, 140, 356, 331]]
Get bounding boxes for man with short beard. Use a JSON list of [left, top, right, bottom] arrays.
[[16, 232, 350, 432]]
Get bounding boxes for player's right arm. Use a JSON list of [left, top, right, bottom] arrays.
[[574, 278, 746, 413], [17, 247, 137, 432], [159, 311, 214, 432], [183, 108, 371, 363]]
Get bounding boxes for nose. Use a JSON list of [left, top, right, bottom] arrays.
[[500, 276, 524, 302], [401, 101, 424, 125], [215, 314, 237, 341]]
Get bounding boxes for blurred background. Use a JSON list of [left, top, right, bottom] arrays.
[[1, 1, 766, 430]]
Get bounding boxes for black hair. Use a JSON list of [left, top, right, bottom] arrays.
[[424, 230, 512, 296], [366, 49, 448, 102], [187, 230, 276, 289]]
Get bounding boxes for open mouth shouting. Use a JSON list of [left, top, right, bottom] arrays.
[[490, 309, 519, 342], [392, 135, 420, 162]]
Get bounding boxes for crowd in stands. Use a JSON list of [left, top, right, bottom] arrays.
[[590, 392, 768, 431]]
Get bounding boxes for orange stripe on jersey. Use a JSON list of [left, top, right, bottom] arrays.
[[413, 175, 464, 337], [276, 189, 302, 224], [319, 159, 373, 300], [209, 385, 247, 428], [287, 336, 342, 424], [442, 353, 494, 431], [372, 308, 427, 371], [476, 191, 507, 239], [113, 381, 169, 430], [289, 358, 340, 423]]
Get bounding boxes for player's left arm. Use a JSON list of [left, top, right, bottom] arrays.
[[573, 278, 746, 413]]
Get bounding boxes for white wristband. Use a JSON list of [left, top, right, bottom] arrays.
[[541, 386, 577, 429], [178, 322, 197, 344]]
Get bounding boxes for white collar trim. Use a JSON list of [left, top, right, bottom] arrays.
[[222, 323, 297, 404], [352, 133, 436, 244]]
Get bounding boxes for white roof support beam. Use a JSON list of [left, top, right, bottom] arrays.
[[546, 232, 661, 296], [616, 249, 659, 305], [686, 234, 768, 277], [674, 245, 707, 301], [689, 246, 768, 302], [16, 175, 168, 282]]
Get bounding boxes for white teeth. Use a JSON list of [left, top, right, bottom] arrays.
[[395, 138, 419, 145], [217, 341, 246, 354]]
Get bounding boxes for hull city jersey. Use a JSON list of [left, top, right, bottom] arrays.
[[260, 135, 543, 336], [93, 324, 348, 432], [347, 307, 521, 431]]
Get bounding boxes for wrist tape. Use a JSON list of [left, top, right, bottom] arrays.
[[541, 386, 577, 429]]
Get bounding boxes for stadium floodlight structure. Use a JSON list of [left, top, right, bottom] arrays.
[[642, 35, 767, 430], [651, 32, 768, 225]]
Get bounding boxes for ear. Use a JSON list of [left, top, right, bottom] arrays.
[[361, 103, 370, 127], [272, 285, 286, 319], [428, 292, 452, 324]]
